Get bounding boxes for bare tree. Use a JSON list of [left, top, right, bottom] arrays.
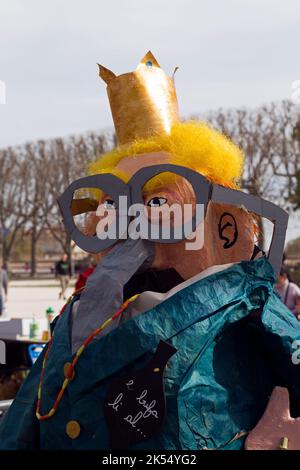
[[0, 147, 30, 267], [23, 141, 51, 276], [41, 132, 110, 271], [2, 100, 299, 269], [0, 129, 111, 270], [203, 100, 299, 248]]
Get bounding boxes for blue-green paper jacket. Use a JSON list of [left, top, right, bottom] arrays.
[[1, 257, 300, 450]]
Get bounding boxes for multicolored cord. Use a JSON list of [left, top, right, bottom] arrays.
[[36, 289, 139, 421]]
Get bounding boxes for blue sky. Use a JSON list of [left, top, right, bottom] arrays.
[[0, 0, 299, 149], [0, 0, 300, 241]]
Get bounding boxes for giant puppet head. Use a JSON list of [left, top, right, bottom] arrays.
[[58, 52, 288, 285]]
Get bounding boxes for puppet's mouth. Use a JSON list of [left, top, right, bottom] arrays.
[[123, 268, 184, 301], [96, 238, 184, 301], [72, 238, 183, 352]]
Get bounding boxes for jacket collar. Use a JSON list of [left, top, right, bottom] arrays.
[[51, 256, 275, 395]]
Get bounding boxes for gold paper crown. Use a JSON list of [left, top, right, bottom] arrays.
[[98, 51, 180, 145]]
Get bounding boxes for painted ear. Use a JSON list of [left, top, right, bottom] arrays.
[[218, 212, 238, 249], [97, 64, 116, 85]]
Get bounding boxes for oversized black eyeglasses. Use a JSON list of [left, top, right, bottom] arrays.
[[57, 163, 288, 276]]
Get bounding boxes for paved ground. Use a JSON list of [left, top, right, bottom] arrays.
[[1, 278, 76, 319]]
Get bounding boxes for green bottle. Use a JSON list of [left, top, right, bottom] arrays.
[[46, 306, 55, 326], [29, 315, 39, 339]]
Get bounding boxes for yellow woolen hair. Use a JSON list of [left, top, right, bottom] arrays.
[[89, 121, 244, 188]]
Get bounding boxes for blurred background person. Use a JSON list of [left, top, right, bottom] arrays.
[[55, 253, 70, 300], [294, 296, 300, 321], [74, 256, 97, 291], [275, 266, 300, 316], [0, 259, 8, 317]]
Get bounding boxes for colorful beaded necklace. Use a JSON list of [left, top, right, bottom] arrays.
[[36, 289, 139, 421]]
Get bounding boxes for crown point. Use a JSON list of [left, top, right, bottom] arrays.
[[172, 66, 179, 79], [97, 64, 116, 85], [139, 51, 160, 68]]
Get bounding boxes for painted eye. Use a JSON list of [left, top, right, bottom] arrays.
[[147, 197, 167, 207], [103, 199, 116, 210]]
